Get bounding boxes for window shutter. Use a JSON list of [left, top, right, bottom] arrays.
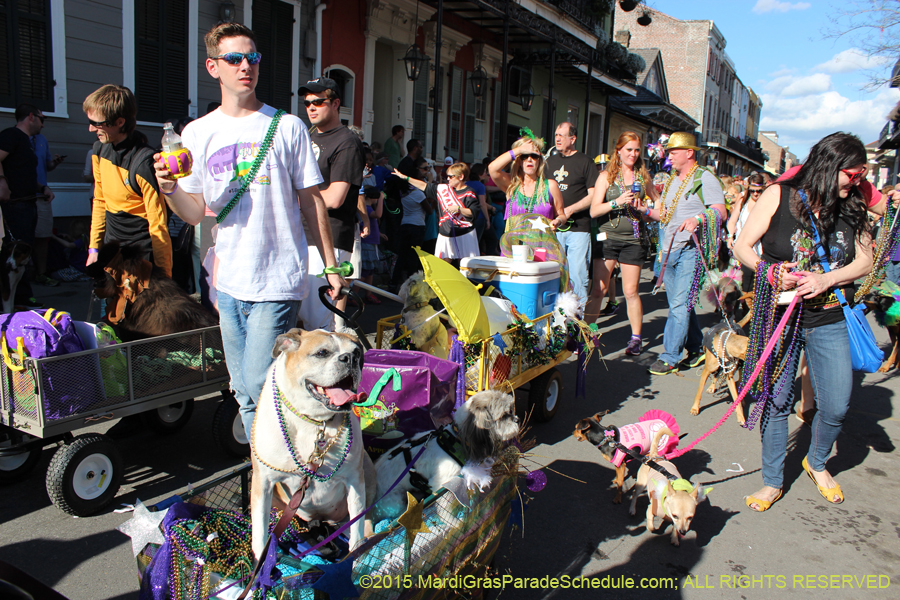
[[413, 57, 430, 140], [0, 1, 11, 103], [1, 0, 53, 110], [463, 72, 476, 163], [135, 0, 188, 123], [448, 66, 463, 156], [254, 0, 293, 112]]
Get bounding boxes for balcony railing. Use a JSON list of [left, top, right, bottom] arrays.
[[543, 0, 602, 36]]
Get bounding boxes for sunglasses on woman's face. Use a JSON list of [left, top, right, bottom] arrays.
[[749, 187, 764, 195], [521, 153, 541, 160], [840, 167, 867, 186]]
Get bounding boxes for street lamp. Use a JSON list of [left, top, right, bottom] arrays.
[[520, 86, 535, 111], [469, 65, 488, 98], [218, 1, 236, 22], [401, 44, 428, 82]]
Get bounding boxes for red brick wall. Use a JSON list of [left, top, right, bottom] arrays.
[[615, 6, 711, 129]]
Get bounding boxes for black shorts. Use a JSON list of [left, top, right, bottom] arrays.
[[595, 238, 647, 266]]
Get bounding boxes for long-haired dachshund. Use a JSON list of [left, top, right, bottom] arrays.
[[86, 242, 217, 341]]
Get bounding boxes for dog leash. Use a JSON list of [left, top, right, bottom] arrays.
[[237, 472, 315, 599], [602, 437, 679, 482], [664, 294, 800, 460], [690, 231, 727, 317], [236, 444, 429, 597], [652, 233, 677, 295]]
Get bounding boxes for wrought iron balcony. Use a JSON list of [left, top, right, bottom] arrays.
[[543, 0, 603, 36]]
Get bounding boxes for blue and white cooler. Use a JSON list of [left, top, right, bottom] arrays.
[[459, 256, 561, 320]]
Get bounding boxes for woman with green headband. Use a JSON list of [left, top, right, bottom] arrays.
[[488, 130, 566, 229]]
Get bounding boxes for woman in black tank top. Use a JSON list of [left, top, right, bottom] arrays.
[[732, 133, 873, 512]]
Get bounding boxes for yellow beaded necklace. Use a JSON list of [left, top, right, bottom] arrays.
[[659, 163, 699, 225]]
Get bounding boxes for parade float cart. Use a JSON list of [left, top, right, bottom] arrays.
[[371, 250, 576, 423], [0, 325, 240, 516], [133, 451, 520, 600]]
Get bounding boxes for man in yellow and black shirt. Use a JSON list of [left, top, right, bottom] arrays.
[[84, 85, 172, 276]]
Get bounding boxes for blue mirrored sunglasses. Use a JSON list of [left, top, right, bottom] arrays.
[[212, 52, 262, 65]]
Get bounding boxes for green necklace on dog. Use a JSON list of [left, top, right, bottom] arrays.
[[250, 379, 353, 481]]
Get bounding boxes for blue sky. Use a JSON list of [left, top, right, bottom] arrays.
[[642, 0, 899, 160]]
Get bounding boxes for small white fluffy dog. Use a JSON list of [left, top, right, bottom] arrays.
[[250, 329, 375, 559], [399, 271, 448, 359], [371, 390, 519, 521]]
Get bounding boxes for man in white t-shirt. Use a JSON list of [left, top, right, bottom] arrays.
[[154, 22, 344, 438]]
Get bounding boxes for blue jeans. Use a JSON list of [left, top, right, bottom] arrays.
[[885, 260, 900, 286], [556, 231, 591, 307], [760, 320, 852, 488], [660, 245, 702, 365], [217, 291, 302, 437]]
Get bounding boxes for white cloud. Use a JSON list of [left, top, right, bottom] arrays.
[[765, 73, 832, 97], [759, 86, 900, 158], [814, 48, 892, 74], [752, 0, 811, 13]]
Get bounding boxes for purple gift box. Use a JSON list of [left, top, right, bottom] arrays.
[[354, 350, 459, 456]]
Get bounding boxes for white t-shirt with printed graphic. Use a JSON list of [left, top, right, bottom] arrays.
[[179, 105, 323, 302]]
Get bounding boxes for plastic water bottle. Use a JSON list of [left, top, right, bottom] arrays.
[[160, 122, 193, 179]]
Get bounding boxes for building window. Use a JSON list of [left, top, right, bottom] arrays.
[[567, 105, 579, 129], [0, 0, 54, 111], [255, 0, 294, 113], [135, 0, 189, 123], [508, 65, 531, 106], [324, 67, 353, 125]]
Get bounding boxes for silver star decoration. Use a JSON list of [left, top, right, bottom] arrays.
[[116, 499, 168, 557], [529, 217, 550, 232], [443, 476, 472, 511]]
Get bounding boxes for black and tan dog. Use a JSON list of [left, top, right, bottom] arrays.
[[692, 321, 748, 424], [86, 242, 217, 341], [574, 410, 680, 504], [861, 293, 900, 373], [574, 411, 629, 503]]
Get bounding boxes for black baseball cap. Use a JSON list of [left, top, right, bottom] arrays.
[[298, 77, 340, 100]]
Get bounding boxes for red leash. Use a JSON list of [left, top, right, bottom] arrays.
[[664, 294, 800, 459]]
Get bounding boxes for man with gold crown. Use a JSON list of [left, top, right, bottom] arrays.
[[643, 132, 727, 375]]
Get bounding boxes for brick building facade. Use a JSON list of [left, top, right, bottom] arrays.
[[614, 4, 765, 175]]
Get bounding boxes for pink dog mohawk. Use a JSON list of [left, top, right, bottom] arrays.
[[640, 409, 680, 456]]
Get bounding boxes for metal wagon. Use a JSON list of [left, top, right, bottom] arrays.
[[0, 325, 235, 516]]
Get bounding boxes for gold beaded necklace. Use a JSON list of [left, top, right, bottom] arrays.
[[659, 163, 699, 225]]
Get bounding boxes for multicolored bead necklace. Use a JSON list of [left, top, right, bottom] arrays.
[[685, 208, 723, 312], [615, 168, 644, 239], [511, 178, 546, 213], [659, 163, 699, 225], [251, 379, 354, 482], [740, 260, 804, 431], [856, 198, 900, 302]]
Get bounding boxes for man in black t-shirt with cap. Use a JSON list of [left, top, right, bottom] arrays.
[[545, 121, 598, 307], [296, 76, 365, 330]]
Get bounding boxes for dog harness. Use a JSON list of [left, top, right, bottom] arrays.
[[608, 419, 674, 468], [386, 425, 467, 495]]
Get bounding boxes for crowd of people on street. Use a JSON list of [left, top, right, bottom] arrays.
[[3, 19, 896, 515]]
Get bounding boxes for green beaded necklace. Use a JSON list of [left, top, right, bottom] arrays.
[[511, 178, 545, 213], [215, 109, 285, 224]]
